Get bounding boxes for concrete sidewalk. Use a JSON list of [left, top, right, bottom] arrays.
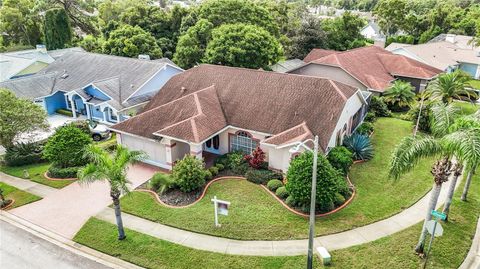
[[1, 163, 158, 239], [96, 178, 459, 256], [459, 217, 480, 269]]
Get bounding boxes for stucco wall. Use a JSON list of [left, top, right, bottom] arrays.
[[265, 146, 293, 172], [44, 91, 67, 115], [290, 64, 368, 91], [171, 141, 190, 162], [215, 127, 268, 155]]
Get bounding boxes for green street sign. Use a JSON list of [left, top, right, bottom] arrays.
[[431, 210, 446, 220]]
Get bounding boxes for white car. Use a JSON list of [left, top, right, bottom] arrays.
[[87, 120, 111, 141]]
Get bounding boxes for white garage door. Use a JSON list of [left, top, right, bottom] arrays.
[[121, 134, 166, 165]]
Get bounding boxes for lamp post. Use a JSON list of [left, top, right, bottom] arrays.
[[289, 135, 319, 269]]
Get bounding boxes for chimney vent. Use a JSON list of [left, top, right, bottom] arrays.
[[138, 54, 150, 60], [181, 86, 186, 93], [36, 44, 47, 54]]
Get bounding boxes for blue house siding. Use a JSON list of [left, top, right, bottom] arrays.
[[130, 65, 182, 98], [84, 85, 110, 101], [44, 91, 67, 115], [459, 63, 479, 78], [88, 104, 105, 119]]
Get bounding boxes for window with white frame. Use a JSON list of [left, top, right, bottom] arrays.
[[230, 131, 257, 154]]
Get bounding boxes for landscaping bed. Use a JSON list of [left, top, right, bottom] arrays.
[[0, 182, 41, 209], [0, 163, 74, 189], [120, 117, 433, 240]]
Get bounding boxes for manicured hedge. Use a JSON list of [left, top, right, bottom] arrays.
[[267, 179, 283, 191], [245, 168, 283, 184], [56, 108, 73, 117], [48, 165, 81, 178]]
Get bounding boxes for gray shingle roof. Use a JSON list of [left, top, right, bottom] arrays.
[[0, 51, 175, 108], [270, 59, 305, 73]]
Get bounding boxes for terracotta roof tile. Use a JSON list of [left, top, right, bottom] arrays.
[[304, 49, 339, 63], [263, 122, 315, 149]]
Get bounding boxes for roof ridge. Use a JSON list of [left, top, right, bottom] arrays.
[[190, 118, 199, 142], [64, 51, 169, 67], [143, 85, 215, 114], [328, 79, 347, 101]]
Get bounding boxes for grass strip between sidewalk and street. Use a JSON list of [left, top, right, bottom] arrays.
[[0, 182, 41, 208]]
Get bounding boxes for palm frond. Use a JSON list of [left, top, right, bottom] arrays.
[[430, 102, 459, 137], [84, 144, 112, 168], [442, 128, 480, 170], [389, 135, 443, 180], [77, 163, 107, 185]]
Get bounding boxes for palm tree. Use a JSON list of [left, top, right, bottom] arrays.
[[427, 70, 478, 103], [78, 144, 145, 240], [383, 80, 416, 111], [389, 124, 480, 253]]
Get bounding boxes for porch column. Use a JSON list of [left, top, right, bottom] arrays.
[[69, 96, 77, 118], [161, 138, 174, 169], [86, 104, 91, 120], [190, 143, 203, 160], [103, 108, 107, 122]]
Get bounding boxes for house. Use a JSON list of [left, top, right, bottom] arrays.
[[289, 46, 443, 94], [0, 45, 84, 82], [110, 64, 368, 172], [270, 59, 305, 73], [0, 51, 183, 125], [386, 34, 480, 79], [360, 21, 385, 41]]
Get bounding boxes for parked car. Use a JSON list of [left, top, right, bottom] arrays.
[[87, 120, 111, 141]]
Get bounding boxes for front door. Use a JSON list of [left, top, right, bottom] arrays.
[[204, 135, 220, 154]]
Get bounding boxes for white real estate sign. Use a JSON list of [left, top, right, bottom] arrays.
[[211, 196, 230, 227]]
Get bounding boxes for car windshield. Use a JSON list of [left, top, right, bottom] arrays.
[[89, 120, 97, 129]]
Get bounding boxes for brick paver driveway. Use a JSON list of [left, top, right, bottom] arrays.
[[9, 163, 158, 239]]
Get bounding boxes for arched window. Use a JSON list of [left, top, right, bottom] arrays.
[[230, 130, 257, 154]]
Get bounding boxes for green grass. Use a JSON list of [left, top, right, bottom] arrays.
[[74, 218, 310, 269], [453, 100, 479, 116], [0, 163, 74, 189], [469, 79, 480, 89], [74, 174, 479, 269], [120, 118, 433, 240], [0, 182, 41, 208], [328, 173, 480, 268]]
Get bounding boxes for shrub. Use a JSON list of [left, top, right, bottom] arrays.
[[4, 142, 46, 166], [327, 146, 353, 175], [171, 155, 207, 192], [245, 168, 283, 184], [286, 152, 346, 212], [267, 179, 283, 191], [275, 186, 288, 199], [232, 162, 249, 175], [43, 125, 92, 168], [98, 138, 117, 152], [47, 165, 81, 178], [209, 166, 219, 176], [369, 96, 391, 117], [56, 108, 73, 117], [285, 196, 295, 207], [149, 173, 174, 194], [364, 112, 376, 122], [343, 134, 374, 161], [334, 192, 346, 206], [215, 163, 225, 171], [62, 120, 90, 135], [226, 151, 246, 170], [204, 170, 213, 181], [355, 122, 374, 136], [244, 146, 266, 169]]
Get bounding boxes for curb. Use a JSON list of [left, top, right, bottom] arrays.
[[0, 211, 143, 269]]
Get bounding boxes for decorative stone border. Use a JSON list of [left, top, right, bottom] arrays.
[[136, 175, 356, 218], [44, 172, 77, 181], [0, 199, 15, 210], [136, 176, 245, 209]]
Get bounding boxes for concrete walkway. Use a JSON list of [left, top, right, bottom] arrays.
[[96, 179, 460, 256], [459, 217, 480, 269], [1, 163, 157, 239]]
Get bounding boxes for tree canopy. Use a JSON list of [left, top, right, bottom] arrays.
[[103, 25, 162, 59], [44, 8, 72, 50], [0, 89, 48, 148]]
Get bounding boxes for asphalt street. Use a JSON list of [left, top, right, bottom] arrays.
[[0, 219, 112, 269]]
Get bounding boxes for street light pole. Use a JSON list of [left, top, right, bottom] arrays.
[[307, 135, 319, 269]]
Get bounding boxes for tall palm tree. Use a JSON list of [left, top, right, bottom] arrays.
[[383, 80, 416, 111], [389, 125, 480, 253], [78, 144, 145, 240], [427, 70, 478, 103]]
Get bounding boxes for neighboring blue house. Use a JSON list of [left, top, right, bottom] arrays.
[[0, 51, 183, 124]]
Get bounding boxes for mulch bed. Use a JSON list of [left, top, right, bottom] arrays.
[[159, 188, 202, 207]]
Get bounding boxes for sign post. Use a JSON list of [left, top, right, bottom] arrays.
[[423, 210, 446, 269], [211, 196, 230, 227]]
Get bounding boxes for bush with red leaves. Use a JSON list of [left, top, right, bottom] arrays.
[[244, 146, 266, 169]]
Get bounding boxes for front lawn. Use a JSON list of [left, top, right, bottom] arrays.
[[74, 218, 309, 269], [120, 117, 433, 240], [74, 173, 480, 269], [453, 100, 479, 115], [0, 182, 41, 208], [469, 79, 480, 89], [0, 163, 74, 189]]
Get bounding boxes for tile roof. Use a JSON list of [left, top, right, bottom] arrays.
[[113, 64, 361, 150], [304, 46, 442, 91], [263, 122, 314, 148], [270, 59, 305, 73], [304, 49, 339, 63]]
